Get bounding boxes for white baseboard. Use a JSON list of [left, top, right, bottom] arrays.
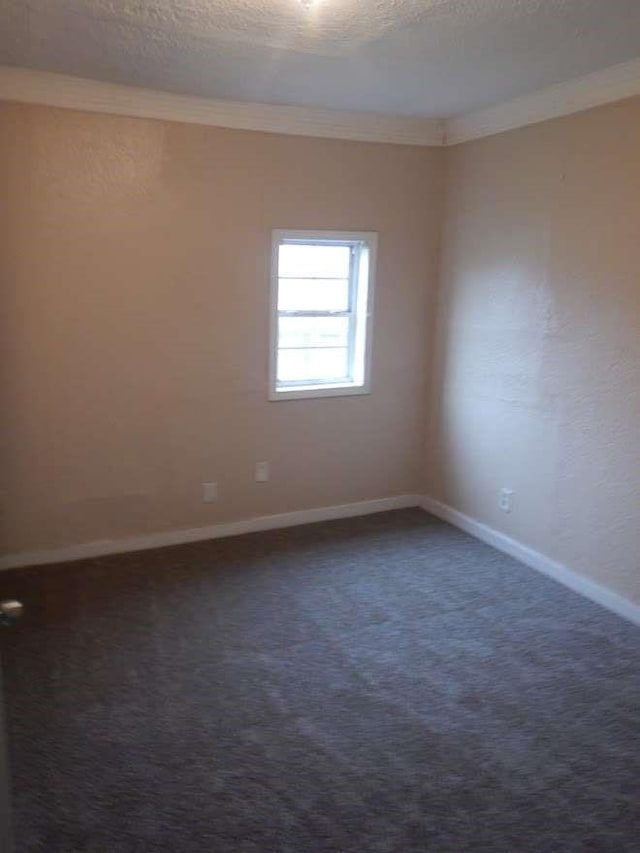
[[421, 495, 640, 628], [4, 492, 638, 630], [0, 494, 421, 571]]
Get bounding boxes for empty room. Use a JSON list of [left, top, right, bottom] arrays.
[[1, 1, 639, 850]]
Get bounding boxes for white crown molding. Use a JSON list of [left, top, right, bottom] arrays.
[[421, 496, 640, 628], [0, 66, 445, 147], [0, 494, 421, 570], [1, 58, 639, 149], [445, 56, 640, 145]]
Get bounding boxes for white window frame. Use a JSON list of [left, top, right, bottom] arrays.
[[269, 229, 377, 401]]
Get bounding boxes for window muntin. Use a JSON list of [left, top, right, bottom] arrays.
[[269, 231, 376, 400]]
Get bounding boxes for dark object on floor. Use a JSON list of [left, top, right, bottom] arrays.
[[1, 509, 639, 852]]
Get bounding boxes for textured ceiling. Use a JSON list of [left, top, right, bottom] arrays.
[[21, 0, 436, 56], [3, 0, 640, 117]]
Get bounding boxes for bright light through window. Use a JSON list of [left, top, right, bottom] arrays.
[[269, 230, 377, 400]]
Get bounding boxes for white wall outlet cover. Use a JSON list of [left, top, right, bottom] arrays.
[[499, 488, 514, 513], [255, 462, 270, 483], [202, 482, 218, 503]]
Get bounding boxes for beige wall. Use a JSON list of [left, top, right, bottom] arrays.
[[1, 102, 444, 554], [4, 94, 640, 610], [429, 97, 640, 604]]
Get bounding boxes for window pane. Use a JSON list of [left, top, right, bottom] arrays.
[[278, 316, 349, 349], [278, 243, 351, 279], [278, 278, 349, 312], [277, 348, 349, 383]]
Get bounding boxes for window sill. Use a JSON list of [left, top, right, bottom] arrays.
[[269, 382, 371, 401]]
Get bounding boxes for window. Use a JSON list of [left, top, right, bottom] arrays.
[[269, 230, 376, 400]]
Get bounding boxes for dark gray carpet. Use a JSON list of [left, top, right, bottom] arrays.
[[1, 509, 639, 852]]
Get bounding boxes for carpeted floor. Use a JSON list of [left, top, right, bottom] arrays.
[[1, 508, 639, 852]]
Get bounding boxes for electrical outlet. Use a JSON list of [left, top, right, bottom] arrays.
[[499, 488, 514, 513], [202, 482, 218, 503], [255, 462, 270, 483]]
